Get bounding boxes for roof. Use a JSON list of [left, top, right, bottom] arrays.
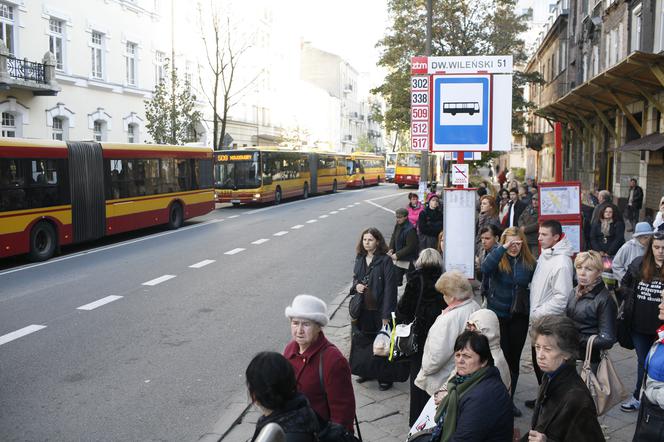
[[620, 132, 664, 151]]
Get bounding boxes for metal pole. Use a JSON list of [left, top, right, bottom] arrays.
[[419, 0, 432, 198]]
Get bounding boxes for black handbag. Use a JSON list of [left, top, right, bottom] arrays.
[[616, 288, 635, 350], [318, 349, 362, 442], [634, 344, 664, 441], [509, 285, 530, 317], [391, 274, 424, 361], [349, 261, 375, 320]]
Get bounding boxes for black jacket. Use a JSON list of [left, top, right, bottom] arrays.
[[589, 220, 625, 256], [396, 267, 446, 351], [566, 282, 617, 362], [523, 364, 605, 442], [418, 206, 443, 238], [450, 366, 513, 441], [352, 253, 398, 321], [389, 221, 418, 262], [504, 200, 526, 228], [620, 256, 664, 335], [629, 185, 644, 210], [251, 393, 319, 442]]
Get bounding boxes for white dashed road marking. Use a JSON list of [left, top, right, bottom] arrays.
[[189, 259, 216, 269], [346, 205, 354, 208], [366, 200, 395, 214], [0, 325, 47, 346], [77, 295, 123, 311], [252, 239, 270, 245], [339, 208, 346, 211], [330, 211, 338, 214], [319, 215, 328, 219], [274, 231, 289, 236], [291, 225, 304, 229], [306, 219, 317, 223], [142, 275, 176, 286], [224, 248, 246, 255]]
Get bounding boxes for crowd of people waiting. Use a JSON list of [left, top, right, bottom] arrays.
[[244, 179, 664, 442]]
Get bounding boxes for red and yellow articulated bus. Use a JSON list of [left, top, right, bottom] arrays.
[[345, 152, 385, 188], [0, 138, 214, 261]]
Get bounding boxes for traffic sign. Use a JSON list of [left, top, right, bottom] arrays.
[[452, 164, 469, 186], [410, 75, 430, 151]]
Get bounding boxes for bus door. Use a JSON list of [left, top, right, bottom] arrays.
[[308, 153, 318, 195], [66, 141, 106, 243]]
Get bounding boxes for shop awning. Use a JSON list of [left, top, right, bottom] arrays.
[[620, 132, 664, 151]]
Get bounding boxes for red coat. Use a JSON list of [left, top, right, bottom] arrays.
[[283, 332, 356, 432]]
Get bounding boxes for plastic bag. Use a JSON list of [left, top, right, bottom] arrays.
[[373, 324, 391, 357]]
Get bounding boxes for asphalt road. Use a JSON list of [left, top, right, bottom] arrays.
[[0, 184, 411, 442]]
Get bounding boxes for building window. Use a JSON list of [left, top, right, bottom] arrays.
[[125, 42, 137, 86], [93, 120, 105, 141], [184, 61, 193, 89], [91, 31, 104, 79], [52, 117, 66, 140], [632, 6, 642, 51], [49, 18, 65, 71], [592, 44, 599, 76], [154, 51, 166, 85], [127, 123, 137, 143], [1, 111, 15, 137], [0, 2, 14, 55]]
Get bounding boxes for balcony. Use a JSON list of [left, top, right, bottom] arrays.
[[0, 42, 60, 96]]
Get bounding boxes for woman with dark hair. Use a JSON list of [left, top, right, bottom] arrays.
[[497, 189, 510, 227], [524, 315, 605, 442], [397, 248, 447, 426], [406, 192, 424, 229], [349, 227, 399, 391], [481, 226, 536, 416], [476, 195, 500, 252], [619, 232, 664, 412], [427, 330, 512, 441], [589, 205, 625, 256], [246, 352, 319, 442], [418, 193, 444, 251]]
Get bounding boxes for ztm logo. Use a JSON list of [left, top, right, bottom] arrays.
[[411, 56, 428, 73]]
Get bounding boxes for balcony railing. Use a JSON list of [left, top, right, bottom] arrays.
[[7, 57, 46, 84]]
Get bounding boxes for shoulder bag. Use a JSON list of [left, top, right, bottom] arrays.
[[349, 260, 376, 320], [389, 274, 424, 361], [317, 349, 362, 442], [580, 335, 627, 415], [634, 343, 664, 441], [509, 284, 530, 317], [616, 285, 635, 350]]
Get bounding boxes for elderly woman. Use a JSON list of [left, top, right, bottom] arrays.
[[428, 331, 513, 441], [415, 270, 481, 396], [247, 352, 319, 442], [397, 248, 447, 426], [283, 295, 355, 433], [349, 227, 398, 391], [566, 251, 617, 372], [524, 315, 605, 442], [590, 205, 625, 256]]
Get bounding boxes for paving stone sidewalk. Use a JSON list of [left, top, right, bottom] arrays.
[[221, 290, 639, 442]]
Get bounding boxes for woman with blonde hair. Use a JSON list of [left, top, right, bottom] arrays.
[[654, 195, 664, 231], [480, 226, 536, 416]]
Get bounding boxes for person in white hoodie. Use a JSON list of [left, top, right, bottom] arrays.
[[612, 222, 655, 282], [524, 219, 575, 409]]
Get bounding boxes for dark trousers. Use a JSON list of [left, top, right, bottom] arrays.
[[531, 346, 544, 385], [627, 205, 640, 226], [498, 315, 529, 395], [408, 351, 429, 427], [632, 330, 657, 399]]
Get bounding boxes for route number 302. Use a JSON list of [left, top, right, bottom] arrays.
[[411, 77, 429, 89]]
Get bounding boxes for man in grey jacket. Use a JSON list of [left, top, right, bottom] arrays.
[[612, 222, 654, 281], [524, 220, 575, 409]]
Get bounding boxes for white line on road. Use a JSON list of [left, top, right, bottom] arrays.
[[0, 325, 47, 346], [189, 259, 216, 269], [306, 219, 318, 223], [346, 205, 354, 208], [142, 275, 176, 286], [252, 238, 270, 245], [365, 192, 405, 202], [291, 225, 304, 229], [319, 214, 329, 218], [366, 200, 396, 214], [224, 248, 246, 255], [227, 215, 240, 219], [274, 231, 289, 236], [354, 202, 361, 205], [338, 208, 346, 211], [330, 211, 338, 214], [77, 295, 123, 311]]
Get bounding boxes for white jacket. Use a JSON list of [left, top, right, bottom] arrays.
[[415, 299, 480, 396], [529, 236, 574, 321], [612, 238, 646, 282]]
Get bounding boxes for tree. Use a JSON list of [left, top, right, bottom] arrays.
[[144, 64, 202, 145], [198, 2, 261, 150], [373, 0, 543, 164]]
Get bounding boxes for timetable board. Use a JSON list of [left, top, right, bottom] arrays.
[[443, 189, 476, 279]]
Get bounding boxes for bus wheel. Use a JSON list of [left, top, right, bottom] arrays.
[[377, 176, 381, 185], [332, 180, 338, 193], [28, 221, 57, 262], [398, 183, 405, 189], [274, 187, 282, 205], [168, 203, 184, 229], [361, 178, 366, 188], [303, 183, 309, 199], [232, 202, 241, 207]]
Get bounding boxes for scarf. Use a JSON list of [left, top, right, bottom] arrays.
[[575, 276, 602, 299], [432, 366, 489, 442], [600, 218, 612, 237]]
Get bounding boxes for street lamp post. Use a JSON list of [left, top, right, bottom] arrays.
[[420, 0, 432, 197]]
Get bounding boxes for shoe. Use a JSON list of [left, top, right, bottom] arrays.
[[620, 397, 640, 412], [355, 377, 372, 384], [378, 382, 393, 391], [512, 404, 522, 417], [524, 399, 536, 409]]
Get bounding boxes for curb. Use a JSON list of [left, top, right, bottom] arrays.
[[204, 286, 353, 441]]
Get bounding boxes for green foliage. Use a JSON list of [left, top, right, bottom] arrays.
[[373, 0, 541, 139], [356, 134, 375, 152], [144, 64, 202, 145]]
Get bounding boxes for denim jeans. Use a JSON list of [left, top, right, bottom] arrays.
[[631, 330, 657, 399]]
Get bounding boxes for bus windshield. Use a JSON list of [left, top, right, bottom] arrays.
[[398, 153, 420, 167], [386, 154, 397, 167], [214, 152, 261, 189]]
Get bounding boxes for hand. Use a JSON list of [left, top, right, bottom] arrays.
[[433, 388, 447, 406], [503, 238, 522, 249], [528, 430, 547, 442], [356, 283, 366, 294], [382, 319, 390, 327]]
